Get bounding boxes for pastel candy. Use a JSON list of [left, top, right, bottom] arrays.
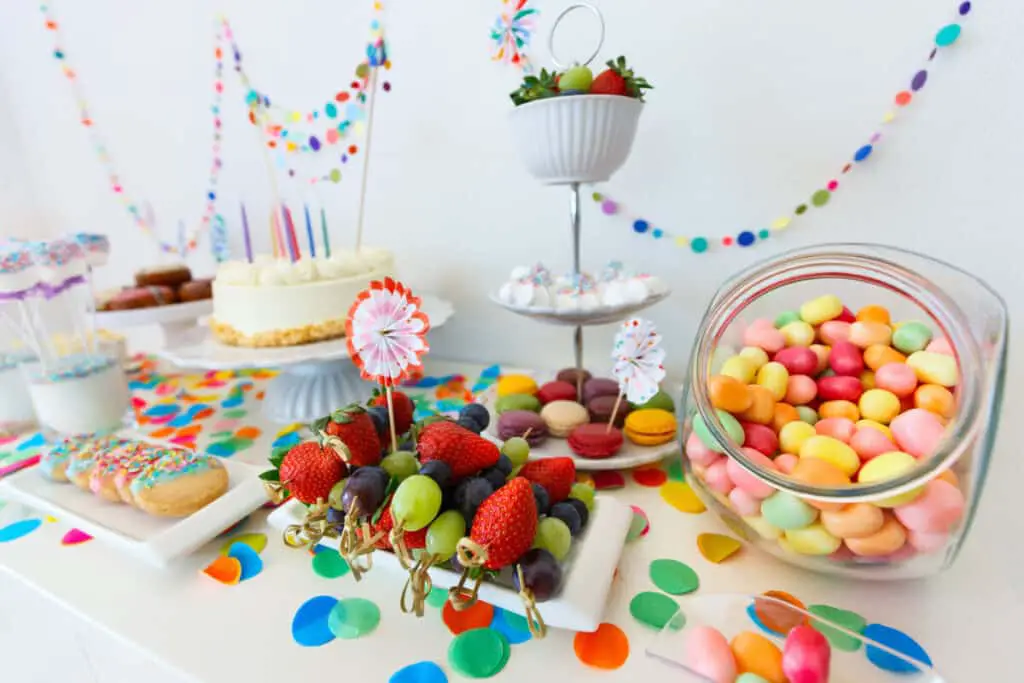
[[773, 347, 818, 376], [914, 384, 955, 419], [774, 311, 801, 328], [850, 427, 898, 461], [721, 356, 757, 384], [684, 626, 737, 683], [736, 675, 771, 683], [694, 409, 745, 451], [857, 451, 923, 507], [856, 419, 893, 439], [906, 351, 958, 387], [789, 458, 850, 511], [799, 295, 843, 325], [773, 453, 799, 474], [818, 400, 860, 422], [892, 321, 933, 354], [873, 363, 918, 397], [756, 362, 789, 401], [795, 406, 818, 425], [705, 458, 735, 494], [863, 344, 906, 371], [827, 341, 864, 376], [771, 403, 800, 432], [814, 418, 855, 443], [817, 320, 851, 346], [782, 625, 832, 683], [821, 503, 885, 539], [739, 346, 770, 370], [761, 491, 818, 530], [808, 345, 831, 374], [779, 321, 815, 347], [816, 375, 863, 402], [686, 431, 720, 466], [784, 524, 841, 555], [799, 436, 860, 477], [742, 422, 779, 456], [730, 631, 786, 683], [893, 479, 965, 532], [925, 337, 955, 356], [779, 421, 816, 456], [727, 448, 779, 498], [856, 304, 890, 325], [890, 409, 946, 459], [906, 528, 949, 554], [858, 389, 901, 424], [743, 515, 784, 540], [784, 375, 817, 405], [744, 321, 786, 354], [709, 374, 753, 413], [848, 321, 892, 348], [738, 386, 777, 425], [730, 487, 764, 516], [844, 515, 907, 557]]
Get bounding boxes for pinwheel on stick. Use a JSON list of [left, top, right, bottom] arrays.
[[608, 317, 666, 432]]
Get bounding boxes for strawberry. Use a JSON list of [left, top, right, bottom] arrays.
[[416, 419, 500, 479], [366, 501, 427, 552], [371, 390, 415, 439], [313, 404, 382, 467], [589, 56, 653, 100], [468, 477, 538, 570], [518, 457, 576, 503], [590, 69, 627, 97], [278, 442, 347, 505]]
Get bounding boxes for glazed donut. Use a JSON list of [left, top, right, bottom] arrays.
[[104, 286, 177, 310], [135, 264, 193, 289], [178, 277, 213, 302]]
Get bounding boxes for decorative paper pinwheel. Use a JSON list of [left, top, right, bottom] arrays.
[[611, 317, 666, 408], [490, 0, 538, 72]]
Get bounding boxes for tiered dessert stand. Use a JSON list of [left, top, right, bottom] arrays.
[[156, 295, 453, 425], [494, 3, 670, 378]]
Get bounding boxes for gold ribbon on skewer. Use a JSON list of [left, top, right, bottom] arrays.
[[390, 522, 414, 571], [337, 500, 382, 581], [448, 538, 487, 611], [515, 564, 548, 639], [400, 553, 438, 617], [282, 500, 337, 549], [263, 479, 290, 505]]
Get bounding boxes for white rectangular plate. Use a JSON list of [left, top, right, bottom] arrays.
[[0, 434, 268, 567], [268, 495, 632, 632]]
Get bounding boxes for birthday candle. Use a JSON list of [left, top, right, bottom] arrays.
[[269, 209, 281, 258], [282, 205, 298, 262], [304, 204, 316, 258], [241, 202, 253, 263], [320, 208, 331, 258]]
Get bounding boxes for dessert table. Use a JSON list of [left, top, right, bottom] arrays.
[[0, 356, 1019, 682]]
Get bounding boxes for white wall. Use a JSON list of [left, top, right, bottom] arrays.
[[0, 0, 1021, 381]]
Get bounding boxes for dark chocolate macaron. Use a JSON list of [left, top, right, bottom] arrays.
[[556, 367, 592, 387], [536, 380, 579, 405], [582, 377, 619, 405], [568, 423, 624, 459], [587, 394, 632, 428], [497, 410, 548, 446]]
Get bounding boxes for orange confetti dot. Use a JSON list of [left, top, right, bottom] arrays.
[[81, 118, 92, 127], [177, 424, 203, 438], [267, 140, 277, 148], [202, 556, 242, 584], [574, 623, 630, 670], [248, 111, 256, 125], [442, 599, 494, 634], [754, 590, 808, 635], [348, 145, 359, 155], [148, 427, 174, 439], [894, 91, 912, 107], [215, 47, 222, 59], [45, 20, 57, 30], [236, 426, 261, 440]]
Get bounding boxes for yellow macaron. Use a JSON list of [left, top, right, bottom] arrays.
[[624, 409, 678, 446], [497, 374, 538, 397]]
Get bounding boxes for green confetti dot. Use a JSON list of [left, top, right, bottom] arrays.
[[223, 409, 247, 419], [355, 63, 370, 79], [629, 591, 683, 630], [329, 168, 342, 183], [795, 204, 808, 215], [649, 559, 700, 595], [666, 459, 685, 482], [448, 628, 511, 678], [427, 586, 449, 608], [327, 597, 380, 639], [592, 192, 603, 201], [626, 510, 648, 542], [312, 549, 350, 579], [758, 229, 770, 239], [811, 189, 831, 207], [935, 23, 961, 47], [808, 604, 867, 652], [690, 237, 709, 253], [325, 102, 337, 118]]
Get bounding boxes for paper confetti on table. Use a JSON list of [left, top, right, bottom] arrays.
[[573, 623, 630, 670], [697, 532, 743, 564], [490, 606, 533, 645], [61, 528, 93, 546], [659, 481, 706, 514], [227, 542, 264, 581], [442, 599, 494, 635], [0, 518, 43, 543], [632, 466, 668, 488], [202, 555, 242, 584], [292, 596, 339, 647]]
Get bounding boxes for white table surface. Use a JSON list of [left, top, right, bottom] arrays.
[[1, 358, 1021, 682]]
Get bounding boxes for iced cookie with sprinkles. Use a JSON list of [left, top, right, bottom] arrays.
[[40, 435, 99, 482], [114, 445, 178, 505], [130, 450, 229, 517], [64, 437, 133, 489]]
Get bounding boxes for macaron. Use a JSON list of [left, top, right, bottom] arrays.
[[624, 408, 678, 446], [495, 393, 541, 415], [497, 410, 548, 446], [568, 423, 624, 459], [556, 367, 592, 386], [631, 389, 675, 413], [582, 377, 619, 405], [540, 400, 591, 438], [536, 380, 579, 404], [497, 374, 538, 398], [587, 394, 632, 427]]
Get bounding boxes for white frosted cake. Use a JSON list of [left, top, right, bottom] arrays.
[[211, 248, 394, 347]]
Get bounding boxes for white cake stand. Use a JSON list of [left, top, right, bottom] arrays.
[[155, 295, 454, 425], [93, 299, 212, 347]]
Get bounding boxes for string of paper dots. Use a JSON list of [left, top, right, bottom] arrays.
[[593, 3, 970, 254], [40, 3, 226, 255]]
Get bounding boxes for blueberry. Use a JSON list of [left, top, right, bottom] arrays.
[[457, 416, 484, 434], [459, 403, 490, 431], [494, 454, 513, 477], [565, 497, 589, 529], [419, 460, 453, 488], [455, 477, 493, 523], [549, 501, 583, 536], [531, 482, 550, 516], [326, 506, 346, 526], [366, 405, 389, 437], [482, 467, 506, 490]]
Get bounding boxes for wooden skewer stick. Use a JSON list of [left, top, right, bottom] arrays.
[[384, 384, 399, 454], [606, 391, 624, 434], [353, 67, 380, 253]]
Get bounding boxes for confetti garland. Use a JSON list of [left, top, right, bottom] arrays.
[[225, 0, 391, 185], [495, 1, 972, 255], [41, 3, 225, 256], [490, 0, 538, 73]]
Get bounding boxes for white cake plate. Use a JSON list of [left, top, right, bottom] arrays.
[[93, 299, 212, 347], [155, 295, 454, 425], [490, 289, 670, 326]]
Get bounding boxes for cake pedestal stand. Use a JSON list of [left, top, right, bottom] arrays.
[[155, 295, 454, 425], [93, 299, 213, 348]]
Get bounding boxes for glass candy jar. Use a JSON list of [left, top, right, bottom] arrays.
[[680, 244, 1007, 579]]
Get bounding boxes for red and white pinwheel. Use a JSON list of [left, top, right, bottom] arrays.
[[345, 278, 430, 387]]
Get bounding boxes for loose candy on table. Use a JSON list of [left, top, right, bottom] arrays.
[[684, 625, 737, 683], [730, 631, 786, 683], [782, 625, 832, 683]]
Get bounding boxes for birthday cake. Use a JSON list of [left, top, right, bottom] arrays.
[[210, 248, 394, 347]]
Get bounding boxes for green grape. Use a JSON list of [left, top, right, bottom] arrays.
[[569, 482, 595, 512], [391, 475, 442, 531], [426, 510, 467, 561], [502, 437, 531, 468], [559, 65, 594, 92], [532, 517, 572, 561], [381, 451, 419, 482], [327, 479, 347, 510]]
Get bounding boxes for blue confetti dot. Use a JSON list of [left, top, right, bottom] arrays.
[[207, 441, 236, 458], [911, 70, 928, 92], [0, 518, 42, 543], [325, 102, 338, 118], [145, 404, 179, 418], [737, 231, 756, 247], [690, 237, 709, 253], [292, 596, 339, 647], [207, 191, 216, 201], [389, 661, 447, 683], [652, 228, 664, 238], [959, 1, 971, 15], [17, 433, 46, 451], [935, 24, 961, 47], [272, 431, 302, 449], [490, 607, 533, 645], [746, 603, 784, 637], [633, 219, 649, 234], [863, 623, 932, 674], [245, 90, 259, 106], [227, 542, 264, 581], [480, 365, 501, 378], [54, 50, 64, 59], [169, 405, 207, 428], [854, 144, 873, 162], [313, 112, 319, 119]]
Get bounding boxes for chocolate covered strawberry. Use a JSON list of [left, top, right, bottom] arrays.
[[416, 419, 500, 479], [466, 477, 537, 570], [518, 457, 576, 503], [278, 442, 348, 505], [312, 404, 382, 467]]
